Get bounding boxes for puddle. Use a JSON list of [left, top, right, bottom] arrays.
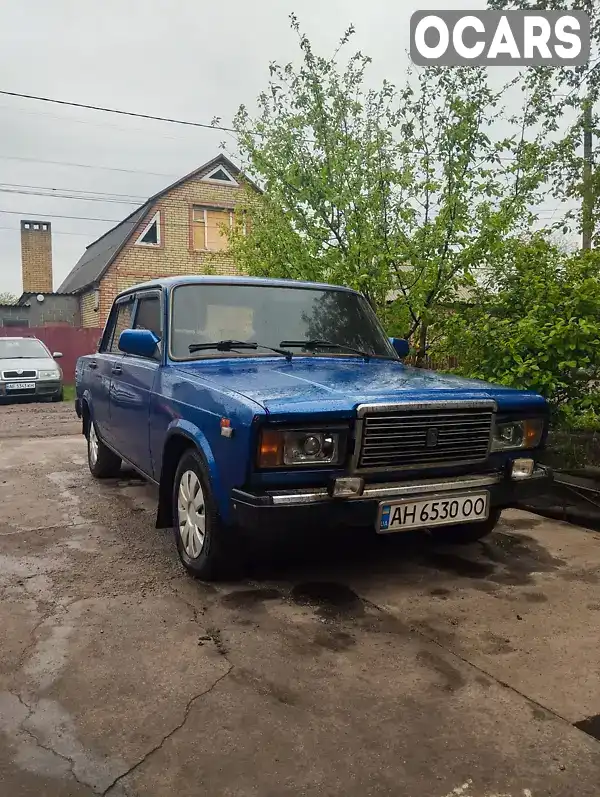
[[416, 649, 466, 692], [312, 629, 356, 651], [221, 588, 282, 608], [503, 517, 542, 531], [424, 532, 565, 588], [291, 582, 365, 619], [574, 714, 600, 741], [522, 591, 548, 604], [560, 568, 599, 585], [483, 632, 517, 655], [425, 552, 495, 580]]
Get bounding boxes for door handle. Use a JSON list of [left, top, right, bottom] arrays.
[[111, 364, 123, 375], [88, 360, 98, 370]]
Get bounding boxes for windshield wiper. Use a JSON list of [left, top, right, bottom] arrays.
[[188, 340, 293, 361], [280, 338, 379, 362]]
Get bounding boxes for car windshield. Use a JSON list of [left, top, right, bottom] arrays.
[[170, 284, 396, 361], [0, 338, 49, 359]]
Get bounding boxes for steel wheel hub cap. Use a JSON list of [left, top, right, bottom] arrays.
[[177, 470, 206, 559], [89, 424, 98, 466]]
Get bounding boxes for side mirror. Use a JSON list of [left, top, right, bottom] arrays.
[[52, 351, 63, 359], [389, 337, 410, 359], [119, 329, 160, 358]]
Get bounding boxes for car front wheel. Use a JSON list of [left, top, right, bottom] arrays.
[[87, 421, 122, 478], [172, 449, 236, 580], [429, 507, 502, 544]]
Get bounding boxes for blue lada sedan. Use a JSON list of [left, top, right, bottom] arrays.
[[75, 276, 551, 579]]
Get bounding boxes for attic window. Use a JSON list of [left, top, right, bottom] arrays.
[[134, 211, 161, 247], [203, 165, 237, 185]]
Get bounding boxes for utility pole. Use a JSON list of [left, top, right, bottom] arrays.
[[582, 98, 594, 250]]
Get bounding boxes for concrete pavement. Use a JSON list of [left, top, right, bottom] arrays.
[[0, 405, 599, 796]]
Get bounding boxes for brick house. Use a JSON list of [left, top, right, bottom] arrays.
[[58, 154, 257, 327]]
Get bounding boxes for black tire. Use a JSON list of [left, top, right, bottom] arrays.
[[87, 420, 122, 478], [52, 388, 64, 403], [172, 448, 238, 580], [429, 507, 502, 545]]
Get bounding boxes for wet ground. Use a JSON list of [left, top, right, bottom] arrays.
[[0, 403, 599, 796]]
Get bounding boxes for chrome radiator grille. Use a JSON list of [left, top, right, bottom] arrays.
[[357, 406, 493, 470]]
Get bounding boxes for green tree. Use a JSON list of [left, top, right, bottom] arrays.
[[230, 16, 553, 358], [439, 237, 600, 420], [488, 0, 600, 246], [0, 292, 17, 305]]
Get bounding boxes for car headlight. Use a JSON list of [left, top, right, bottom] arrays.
[[491, 418, 544, 451], [38, 369, 61, 380], [257, 428, 345, 468]]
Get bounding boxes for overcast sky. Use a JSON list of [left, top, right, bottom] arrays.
[[0, 0, 491, 295]]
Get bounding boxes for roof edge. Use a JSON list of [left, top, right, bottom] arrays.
[[57, 153, 259, 295]]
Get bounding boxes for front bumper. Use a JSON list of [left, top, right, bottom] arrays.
[[231, 467, 552, 531], [0, 380, 62, 399]]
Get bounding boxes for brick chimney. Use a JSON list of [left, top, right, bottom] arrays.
[[21, 219, 53, 294]]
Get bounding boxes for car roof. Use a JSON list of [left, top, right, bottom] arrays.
[[0, 336, 42, 342], [114, 275, 360, 301]]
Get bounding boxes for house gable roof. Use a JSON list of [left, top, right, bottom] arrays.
[[57, 154, 256, 294]]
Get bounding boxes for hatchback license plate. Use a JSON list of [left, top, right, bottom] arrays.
[[378, 492, 489, 533], [6, 382, 35, 390]]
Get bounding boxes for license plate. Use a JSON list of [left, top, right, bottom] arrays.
[[378, 491, 489, 533], [6, 382, 35, 390]]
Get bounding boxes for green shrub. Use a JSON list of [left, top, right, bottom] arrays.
[[438, 239, 600, 428]]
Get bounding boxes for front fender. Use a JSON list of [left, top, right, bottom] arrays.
[[163, 418, 223, 500]]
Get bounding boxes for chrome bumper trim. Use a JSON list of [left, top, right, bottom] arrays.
[[268, 473, 493, 506], [267, 468, 549, 506]]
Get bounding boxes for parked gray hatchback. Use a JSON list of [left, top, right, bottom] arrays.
[[0, 337, 63, 401]]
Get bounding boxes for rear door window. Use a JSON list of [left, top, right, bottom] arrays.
[[107, 299, 135, 354], [133, 295, 162, 339]]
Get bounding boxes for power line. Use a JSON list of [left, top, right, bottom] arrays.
[[0, 209, 122, 223], [0, 102, 207, 143], [0, 153, 179, 178], [0, 225, 96, 237], [0, 209, 244, 235], [0, 182, 148, 200], [0, 188, 143, 205], [0, 90, 238, 134]]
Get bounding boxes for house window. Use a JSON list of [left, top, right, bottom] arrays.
[[192, 207, 233, 252], [134, 211, 161, 247], [202, 165, 237, 185]]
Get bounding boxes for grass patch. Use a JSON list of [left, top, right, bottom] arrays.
[[62, 385, 76, 402]]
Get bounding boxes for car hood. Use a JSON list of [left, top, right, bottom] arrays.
[[174, 357, 546, 416], [0, 357, 56, 373]]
